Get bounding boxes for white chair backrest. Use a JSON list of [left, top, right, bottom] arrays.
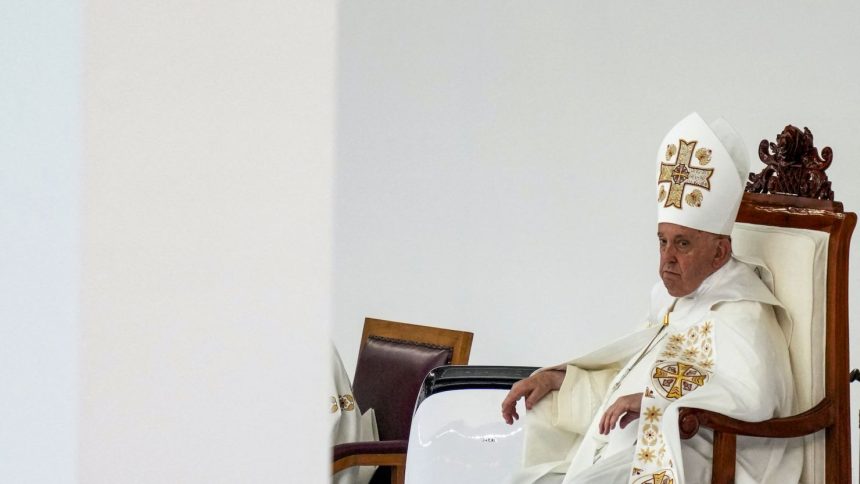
[[731, 223, 830, 484]]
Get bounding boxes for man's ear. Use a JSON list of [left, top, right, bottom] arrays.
[[712, 238, 732, 268]]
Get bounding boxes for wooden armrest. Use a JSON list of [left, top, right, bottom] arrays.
[[332, 439, 408, 475], [679, 398, 835, 439], [333, 440, 408, 461]]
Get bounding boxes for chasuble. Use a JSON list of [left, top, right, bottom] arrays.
[[512, 258, 802, 484]]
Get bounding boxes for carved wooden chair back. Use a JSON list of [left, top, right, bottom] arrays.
[[679, 126, 856, 484]]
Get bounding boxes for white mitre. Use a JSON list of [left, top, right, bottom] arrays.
[[655, 112, 749, 235]]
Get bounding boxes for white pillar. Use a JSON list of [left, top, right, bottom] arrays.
[[0, 1, 81, 482], [80, 1, 334, 482]]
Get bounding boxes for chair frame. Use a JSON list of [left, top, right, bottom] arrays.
[[333, 441, 407, 482], [678, 192, 857, 483], [358, 318, 473, 365], [333, 317, 473, 484]]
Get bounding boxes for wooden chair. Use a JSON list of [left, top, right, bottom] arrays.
[[332, 317, 473, 484], [678, 125, 856, 483]]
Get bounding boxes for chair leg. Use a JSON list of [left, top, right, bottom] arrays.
[[391, 463, 405, 484], [711, 430, 736, 484]]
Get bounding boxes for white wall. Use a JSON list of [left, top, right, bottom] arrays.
[[2, 1, 334, 482], [334, 0, 860, 477], [334, 0, 860, 372], [79, 1, 334, 482], [0, 1, 80, 482]]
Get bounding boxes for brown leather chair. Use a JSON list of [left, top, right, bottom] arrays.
[[332, 317, 473, 484], [678, 126, 856, 483]]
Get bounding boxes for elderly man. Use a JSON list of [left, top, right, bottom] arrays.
[[501, 113, 802, 484]]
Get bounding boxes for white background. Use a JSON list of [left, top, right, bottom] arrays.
[[334, 0, 860, 370], [333, 1, 860, 481], [3, 1, 860, 482]]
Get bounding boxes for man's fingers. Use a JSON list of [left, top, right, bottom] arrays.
[[605, 408, 621, 434], [524, 386, 547, 410], [500, 395, 517, 414], [599, 393, 644, 434], [501, 389, 526, 411], [501, 400, 514, 425], [501, 401, 520, 425], [501, 384, 530, 424], [600, 405, 617, 434], [500, 391, 521, 419], [619, 411, 639, 429], [601, 411, 613, 434], [599, 401, 629, 434], [501, 372, 566, 423]]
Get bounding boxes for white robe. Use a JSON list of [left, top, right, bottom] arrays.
[[330, 344, 379, 484], [513, 258, 803, 484]]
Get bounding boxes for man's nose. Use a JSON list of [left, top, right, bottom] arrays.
[[661, 245, 677, 262]]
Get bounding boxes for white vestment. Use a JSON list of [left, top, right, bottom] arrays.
[[330, 345, 379, 484], [513, 258, 803, 484]]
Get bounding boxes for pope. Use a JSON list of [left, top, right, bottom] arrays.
[[501, 113, 803, 484]]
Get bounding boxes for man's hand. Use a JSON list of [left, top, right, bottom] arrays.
[[598, 392, 643, 435], [500, 369, 566, 425]]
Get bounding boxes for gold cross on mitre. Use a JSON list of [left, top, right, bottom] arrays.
[[652, 361, 707, 400], [658, 139, 714, 209]]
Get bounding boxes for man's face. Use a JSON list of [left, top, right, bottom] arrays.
[[658, 222, 726, 297]]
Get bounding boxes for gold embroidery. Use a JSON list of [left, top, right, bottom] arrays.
[[685, 189, 703, 207], [657, 139, 714, 209], [633, 469, 675, 484], [661, 346, 680, 359], [657, 186, 667, 203], [659, 321, 714, 367], [641, 423, 658, 445], [652, 362, 708, 399], [330, 396, 339, 413], [695, 147, 712, 165], [682, 347, 699, 361], [643, 405, 663, 423], [637, 447, 655, 464], [665, 144, 677, 161], [633, 393, 674, 480], [339, 394, 356, 412], [687, 326, 699, 342], [631, 319, 719, 482]]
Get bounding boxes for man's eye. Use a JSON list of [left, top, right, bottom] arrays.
[[678, 240, 689, 248]]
